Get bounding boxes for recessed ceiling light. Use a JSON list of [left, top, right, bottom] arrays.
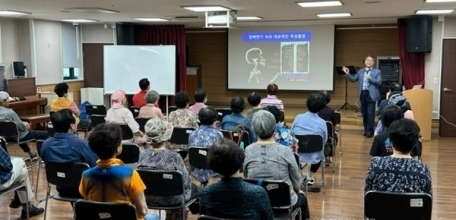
[[317, 12, 351, 18], [133, 18, 170, 22], [425, 0, 456, 2], [0, 10, 31, 15], [415, 9, 454, 14], [61, 19, 98, 23], [297, 1, 343, 7], [182, 5, 231, 12], [62, 7, 119, 14], [237, 16, 263, 20]]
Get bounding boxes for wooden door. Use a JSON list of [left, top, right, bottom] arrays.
[[186, 66, 201, 104], [439, 39, 456, 137], [83, 43, 112, 88]]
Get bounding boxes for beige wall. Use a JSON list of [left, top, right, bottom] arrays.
[[81, 24, 115, 43], [0, 18, 21, 78]]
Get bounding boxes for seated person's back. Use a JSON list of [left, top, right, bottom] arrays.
[[200, 138, 273, 220], [138, 90, 164, 119], [132, 78, 150, 107], [221, 96, 257, 143], [365, 119, 432, 195], [79, 124, 158, 220], [168, 91, 198, 128]]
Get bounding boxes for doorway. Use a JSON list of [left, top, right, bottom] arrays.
[[439, 39, 456, 137], [186, 66, 202, 104], [82, 43, 112, 87]]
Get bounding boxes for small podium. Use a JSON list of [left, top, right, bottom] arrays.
[[403, 88, 433, 141]]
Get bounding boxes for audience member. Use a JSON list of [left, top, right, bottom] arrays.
[[105, 90, 145, 144], [291, 92, 328, 186], [376, 82, 411, 117], [365, 119, 432, 195], [264, 105, 296, 150], [244, 110, 310, 219], [0, 145, 44, 219], [138, 90, 164, 120], [189, 88, 208, 115], [374, 92, 414, 136], [260, 83, 284, 110], [133, 78, 151, 107], [41, 109, 98, 197], [0, 91, 48, 159], [221, 96, 257, 144], [168, 91, 198, 128], [189, 107, 223, 184], [370, 105, 421, 157], [246, 92, 262, 121], [200, 138, 274, 220], [318, 91, 337, 126], [51, 82, 91, 130], [79, 124, 159, 220], [138, 118, 198, 220]]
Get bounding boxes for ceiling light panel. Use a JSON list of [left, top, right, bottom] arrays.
[[317, 13, 352, 18], [63, 7, 119, 13], [61, 19, 98, 23], [237, 16, 263, 20], [425, 0, 456, 3], [415, 9, 454, 14], [182, 6, 231, 12], [133, 18, 169, 21], [0, 10, 31, 15], [297, 1, 343, 7]]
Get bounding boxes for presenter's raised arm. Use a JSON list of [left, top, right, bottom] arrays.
[[345, 68, 359, 82]]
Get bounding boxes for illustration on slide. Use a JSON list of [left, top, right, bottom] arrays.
[[245, 48, 266, 84]]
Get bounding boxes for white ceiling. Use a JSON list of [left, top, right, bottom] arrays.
[[0, 0, 455, 26]]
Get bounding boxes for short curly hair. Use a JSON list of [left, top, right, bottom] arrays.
[[389, 118, 420, 154], [145, 90, 160, 104], [194, 88, 206, 103], [247, 92, 261, 106], [198, 106, 218, 125], [267, 83, 278, 95], [175, 91, 190, 109], [207, 138, 245, 177], [306, 92, 326, 113], [54, 83, 69, 97], [263, 105, 281, 123], [88, 124, 122, 160], [230, 96, 245, 113], [139, 78, 150, 90], [51, 109, 76, 133]]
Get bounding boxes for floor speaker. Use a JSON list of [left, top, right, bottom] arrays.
[[406, 15, 432, 53]]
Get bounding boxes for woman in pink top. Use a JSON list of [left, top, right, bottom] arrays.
[[260, 83, 284, 110], [138, 90, 165, 120]]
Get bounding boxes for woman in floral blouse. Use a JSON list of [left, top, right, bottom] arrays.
[[365, 118, 432, 195], [168, 91, 198, 129]]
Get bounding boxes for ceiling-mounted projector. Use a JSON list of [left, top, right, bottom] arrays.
[[205, 10, 237, 28]]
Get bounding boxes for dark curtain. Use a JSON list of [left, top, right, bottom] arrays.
[[397, 19, 425, 89], [134, 25, 187, 109]]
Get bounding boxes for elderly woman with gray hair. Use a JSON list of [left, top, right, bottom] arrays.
[[138, 90, 165, 120], [137, 117, 198, 220], [243, 110, 310, 219]]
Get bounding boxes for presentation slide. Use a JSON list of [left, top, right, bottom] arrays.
[[228, 25, 335, 91]]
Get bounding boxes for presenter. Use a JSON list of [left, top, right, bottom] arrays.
[[343, 55, 382, 138]]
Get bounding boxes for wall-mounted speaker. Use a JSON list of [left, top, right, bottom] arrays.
[[116, 23, 135, 45], [406, 15, 432, 53]]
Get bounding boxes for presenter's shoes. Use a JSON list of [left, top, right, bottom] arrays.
[[21, 203, 44, 219], [366, 133, 373, 138]]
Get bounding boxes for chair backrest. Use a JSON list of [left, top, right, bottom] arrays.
[[364, 191, 432, 220], [169, 127, 195, 145], [244, 179, 292, 209], [90, 115, 106, 127], [85, 105, 107, 116], [295, 135, 324, 153], [334, 111, 341, 125], [45, 162, 89, 188], [0, 120, 19, 138], [279, 111, 285, 123], [130, 107, 140, 118], [215, 108, 232, 121], [198, 215, 238, 220], [36, 139, 44, 158], [188, 147, 209, 169], [119, 124, 134, 140], [221, 129, 250, 148], [74, 200, 137, 220], [326, 121, 334, 143], [117, 143, 140, 164], [168, 106, 177, 114], [0, 137, 7, 154], [136, 169, 184, 197], [135, 118, 150, 133]]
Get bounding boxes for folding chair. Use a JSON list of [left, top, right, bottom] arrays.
[[188, 147, 211, 185], [117, 143, 140, 164], [169, 127, 195, 158], [130, 107, 140, 118], [0, 182, 30, 220], [295, 134, 325, 193], [0, 120, 36, 157], [74, 200, 138, 220], [168, 106, 178, 114], [137, 169, 197, 220], [43, 162, 89, 220], [221, 130, 250, 149], [90, 114, 106, 128], [119, 124, 134, 140], [85, 105, 107, 117], [334, 111, 342, 155], [215, 108, 232, 121], [294, 153, 307, 195], [135, 117, 150, 133], [364, 191, 432, 220], [325, 121, 337, 172], [244, 179, 301, 220], [34, 140, 46, 202]]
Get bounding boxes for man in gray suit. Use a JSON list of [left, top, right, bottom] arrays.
[[343, 55, 382, 138]]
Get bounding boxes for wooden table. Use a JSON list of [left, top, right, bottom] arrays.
[[9, 96, 47, 114]]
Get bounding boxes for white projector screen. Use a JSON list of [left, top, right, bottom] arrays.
[[104, 45, 176, 95], [228, 25, 335, 91]]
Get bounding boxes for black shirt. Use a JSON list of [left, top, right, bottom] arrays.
[[370, 132, 421, 157]]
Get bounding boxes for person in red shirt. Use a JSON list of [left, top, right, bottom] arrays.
[[132, 78, 150, 107]]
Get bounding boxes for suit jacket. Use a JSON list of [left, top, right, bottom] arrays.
[[346, 67, 382, 101]]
